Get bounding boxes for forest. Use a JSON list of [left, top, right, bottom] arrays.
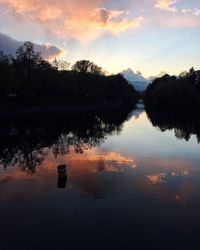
[[0, 41, 137, 108], [1, 41, 200, 110], [145, 68, 200, 108]]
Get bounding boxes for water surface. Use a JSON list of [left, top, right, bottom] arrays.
[[0, 107, 200, 250]]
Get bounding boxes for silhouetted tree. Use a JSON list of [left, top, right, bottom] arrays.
[[15, 41, 41, 74], [72, 60, 103, 75], [0, 51, 13, 97], [52, 58, 70, 71], [145, 68, 200, 108], [0, 42, 137, 107]]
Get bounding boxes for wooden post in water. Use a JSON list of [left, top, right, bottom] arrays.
[[57, 164, 67, 188]]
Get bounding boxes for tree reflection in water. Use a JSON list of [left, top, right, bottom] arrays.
[[146, 107, 200, 143], [0, 105, 134, 173]]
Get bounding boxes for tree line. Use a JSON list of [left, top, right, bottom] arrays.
[[0, 41, 137, 107], [145, 67, 200, 108]]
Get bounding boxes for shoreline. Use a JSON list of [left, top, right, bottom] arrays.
[[0, 102, 135, 115]]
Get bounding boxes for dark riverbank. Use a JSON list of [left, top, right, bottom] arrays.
[[0, 101, 135, 115]]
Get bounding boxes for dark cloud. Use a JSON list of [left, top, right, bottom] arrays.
[[0, 33, 63, 59]]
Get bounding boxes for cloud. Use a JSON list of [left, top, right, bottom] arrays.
[[89, 8, 144, 33], [121, 68, 147, 82], [151, 0, 200, 28], [182, 8, 200, 16], [156, 13, 200, 28], [0, 0, 199, 45], [121, 68, 150, 91], [155, 0, 177, 12], [0, 0, 144, 41], [0, 32, 63, 59]]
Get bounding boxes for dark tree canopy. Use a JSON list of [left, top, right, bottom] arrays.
[[52, 58, 70, 71], [72, 60, 104, 75], [0, 41, 137, 108], [145, 68, 200, 108], [16, 42, 41, 63]]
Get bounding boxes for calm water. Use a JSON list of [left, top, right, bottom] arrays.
[[0, 106, 200, 250]]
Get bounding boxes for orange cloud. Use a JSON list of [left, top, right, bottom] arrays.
[[1, 0, 200, 43], [0, 0, 143, 39], [155, 0, 177, 12]]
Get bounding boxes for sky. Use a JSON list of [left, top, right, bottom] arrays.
[[0, 0, 200, 77]]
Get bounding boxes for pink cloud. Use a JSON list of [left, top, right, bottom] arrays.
[[0, 0, 200, 44], [0, 0, 143, 40], [154, 11, 200, 28]]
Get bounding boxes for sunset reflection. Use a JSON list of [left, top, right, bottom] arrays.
[[65, 148, 136, 172], [147, 169, 190, 184], [147, 173, 166, 184], [1, 144, 198, 206], [0, 107, 200, 250]]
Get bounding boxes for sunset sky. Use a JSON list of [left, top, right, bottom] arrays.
[[0, 0, 200, 77]]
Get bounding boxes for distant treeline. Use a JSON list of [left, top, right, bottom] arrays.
[[0, 41, 137, 107], [145, 68, 200, 108]]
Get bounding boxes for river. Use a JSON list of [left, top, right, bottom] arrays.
[[0, 106, 200, 250]]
